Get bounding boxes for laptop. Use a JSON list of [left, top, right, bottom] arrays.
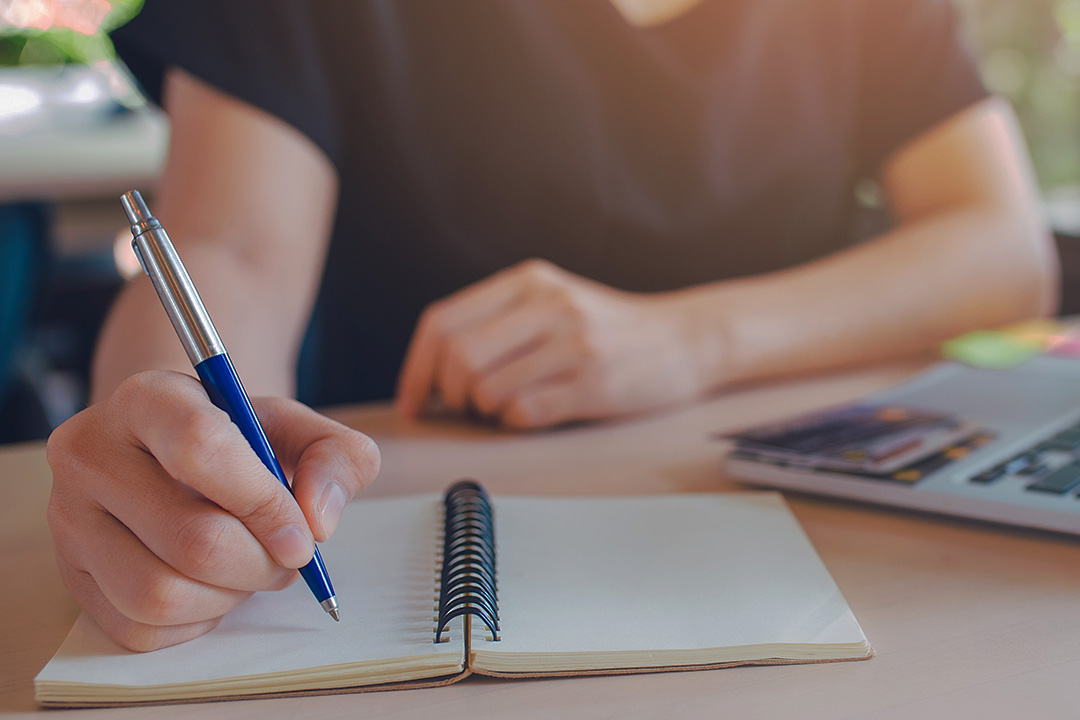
[[724, 355, 1080, 535]]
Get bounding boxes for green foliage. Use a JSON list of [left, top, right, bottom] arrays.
[[0, 0, 142, 66], [956, 0, 1080, 189]]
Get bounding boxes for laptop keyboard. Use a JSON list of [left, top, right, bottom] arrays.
[[968, 423, 1080, 496], [733, 422, 1080, 501]]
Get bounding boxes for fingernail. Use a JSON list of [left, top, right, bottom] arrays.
[[317, 482, 348, 538], [266, 525, 314, 567]]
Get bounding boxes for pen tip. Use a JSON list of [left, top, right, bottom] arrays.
[[329, 608, 340, 622]]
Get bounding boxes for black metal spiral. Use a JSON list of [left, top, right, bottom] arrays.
[[435, 480, 500, 643]]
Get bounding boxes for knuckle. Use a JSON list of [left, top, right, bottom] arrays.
[[235, 486, 296, 529], [44, 494, 64, 534], [168, 408, 234, 480], [172, 512, 235, 578], [45, 491, 81, 544], [46, 504, 82, 565], [557, 289, 587, 320], [44, 417, 70, 462], [112, 373, 146, 404], [111, 621, 167, 653], [418, 301, 449, 335], [251, 394, 286, 427], [181, 405, 230, 450], [46, 408, 106, 481], [45, 449, 98, 551], [130, 572, 189, 628], [113, 615, 222, 653], [113, 370, 169, 406], [45, 420, 81, 478], [519, 257, 555, 281]]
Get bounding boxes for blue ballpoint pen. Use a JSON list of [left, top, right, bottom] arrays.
[[120, 189, 340, 622]]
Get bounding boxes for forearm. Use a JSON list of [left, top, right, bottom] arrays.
[[92, 241, 308, 403], [672, 205, 1058, 390], [89, 68, 338, 405]]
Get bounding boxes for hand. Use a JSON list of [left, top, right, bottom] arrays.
[[396, 259, 719, 428], [46, 370, 380, 651]]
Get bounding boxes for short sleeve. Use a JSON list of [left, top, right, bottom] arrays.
[[854, 0, 988, 177], [111, 0, 341, 166]]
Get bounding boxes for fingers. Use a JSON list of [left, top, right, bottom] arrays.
[[503, 379, 588, 429], [397, 260, 558, 417], [436, 301, 560, 413], [255, 397, 381, 542], [55, 558, 230, 653], [46, 369, 380, 649], [395, 257, 698, 429], [469, 335, 580, 417], [114, 373, 316, 569], [71, 440, 297, 591], [398, 259, 595, 420], [49, 497, 258, 627]]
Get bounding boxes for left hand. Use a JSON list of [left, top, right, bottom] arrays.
[[395, 259, 719, 429]]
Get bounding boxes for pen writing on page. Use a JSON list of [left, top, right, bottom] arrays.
[[120, 189, 341, 622]]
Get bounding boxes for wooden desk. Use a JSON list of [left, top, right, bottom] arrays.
[[5, 360, 1080, 718]]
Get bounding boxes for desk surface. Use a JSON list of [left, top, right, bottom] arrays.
[[5, 360, 1080, 719]]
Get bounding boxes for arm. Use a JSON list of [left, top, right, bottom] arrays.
[[47, 69, 380, 651], [93, 69, 336, 399], [395, 98, 1058, 428], [696, 97, 1057, 386]]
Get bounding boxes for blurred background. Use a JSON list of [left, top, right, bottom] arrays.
[[0, 0, 164, 443], [3, 0, 1080, 444]]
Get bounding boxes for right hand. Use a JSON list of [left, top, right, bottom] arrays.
[[46, 370, 380, 652]]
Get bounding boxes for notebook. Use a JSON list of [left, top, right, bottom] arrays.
[[35, 481, 872, 707], [724, 356, 1080, 535]]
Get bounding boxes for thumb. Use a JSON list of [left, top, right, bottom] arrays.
[[254, 397, 381, 542]]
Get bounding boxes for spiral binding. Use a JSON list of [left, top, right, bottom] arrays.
[[435, 480, 500, 643]]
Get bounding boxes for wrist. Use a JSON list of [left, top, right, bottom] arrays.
[[653, 286, 738, 396]]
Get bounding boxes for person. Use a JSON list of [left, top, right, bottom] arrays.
[[47, 0, 1058, 651]]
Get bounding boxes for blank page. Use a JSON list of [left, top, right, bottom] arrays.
[[475, 493, 867, 670]]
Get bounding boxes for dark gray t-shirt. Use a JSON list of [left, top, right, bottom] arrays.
[[113, 0, 986, 405]]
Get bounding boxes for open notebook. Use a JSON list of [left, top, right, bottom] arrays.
[[36, 482, 872, 706]]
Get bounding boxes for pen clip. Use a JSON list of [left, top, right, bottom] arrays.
[[130, 242, 150, 278]]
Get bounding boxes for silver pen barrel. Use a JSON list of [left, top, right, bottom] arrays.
[[122, 190, 225, 366]]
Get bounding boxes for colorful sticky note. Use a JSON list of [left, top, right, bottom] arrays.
[[941, 320, 1069, 369]]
